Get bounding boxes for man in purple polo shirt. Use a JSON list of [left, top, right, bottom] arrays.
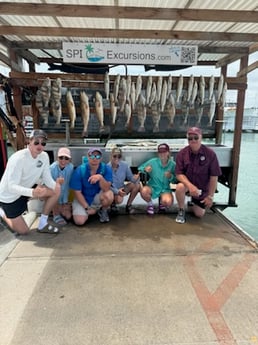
[[175, 127, 222, 223]]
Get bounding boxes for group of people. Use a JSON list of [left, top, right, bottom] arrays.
[[0, 126, 221, 235]]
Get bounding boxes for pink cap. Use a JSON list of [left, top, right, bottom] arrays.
[[187, 127, 202, 136], [58, 147, 71, 158]]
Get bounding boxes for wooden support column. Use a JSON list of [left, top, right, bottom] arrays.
[[215, 65, 227, 144], [229, 55, 248, 205]]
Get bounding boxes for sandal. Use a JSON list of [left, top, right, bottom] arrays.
[[53, 215, 67, 225], [37, 223, 60, 234]]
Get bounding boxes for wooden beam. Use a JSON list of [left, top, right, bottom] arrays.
[[0, 26, 258, 42], [0, 3, 258, 23], [237, 60, 258, 77], [216, 53, 246, 68]]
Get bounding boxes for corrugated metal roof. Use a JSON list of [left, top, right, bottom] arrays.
[[0, 0, 257, 71]]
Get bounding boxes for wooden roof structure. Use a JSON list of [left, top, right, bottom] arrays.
[[0, 1, 258, 75]]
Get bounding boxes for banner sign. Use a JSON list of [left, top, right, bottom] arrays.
[[62, 42, 198, 65]]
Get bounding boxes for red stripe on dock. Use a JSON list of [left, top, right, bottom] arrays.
[[184, 253, 256, 345]]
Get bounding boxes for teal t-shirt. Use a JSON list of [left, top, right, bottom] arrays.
[[138, 157, 177, 199]]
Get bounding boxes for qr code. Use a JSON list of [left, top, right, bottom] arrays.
[[181, 47, 197, 64]]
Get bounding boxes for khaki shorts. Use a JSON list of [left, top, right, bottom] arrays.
[[72, 193, 102, 216]]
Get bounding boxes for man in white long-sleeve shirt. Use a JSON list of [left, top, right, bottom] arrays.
[[0, 129, 61, 235]]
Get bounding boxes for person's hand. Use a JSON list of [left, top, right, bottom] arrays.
[[201, 196, 213, 208], [57, 176, 64, 184], [118, 188, 126, 197], [88, 174, 102, 184], [145, 165, 152, 173], [188, 185, 201, 198], [164, 171, 172, 179]]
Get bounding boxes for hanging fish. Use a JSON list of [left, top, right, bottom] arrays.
[[217, 74, 224, 102], [135, 75, 142, 102], [146, 75, 152, 106], [109, 92, 118, 127], [176, 75, 183, 104], [156, 76, 163, 103], [196, 106, 204, 125], [124, 101, 132, 129], [40, 77, 51, 108], [151, 102, 160, 133], [113, 74, 120, 104], [66, 89, 76, 129], [130, 81, 136, 112], [199, 76, 205, 105], [166, 92, 176, 127], [167, 74, 172, 98], [36, 89, 48, 126], [80, 90, 90, 137], [190, 81, 198, 107], [50, 78, 62, 125], [208, 75, 215, 101], [148, 82, 157, 107], [160, 80, 168, 112], [118, 77, 127, 113], [136, 94, 146, 132], [187, 74, 194, 103], [95, 91, 105, 132], [126, 75, 131, 103], [104, 72, 110, 101], [183, 105, 190, 125], [208, 94, 216, 126], [220, 82, 227, 109]]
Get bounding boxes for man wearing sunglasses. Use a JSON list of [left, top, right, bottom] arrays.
[[69, 147, 113, 224], [107, 147, 140, 214], [175, 127, 222, 223], [0, 129, 61, 235]]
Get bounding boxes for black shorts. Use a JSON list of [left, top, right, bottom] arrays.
[[0, 196, 29, 218], [191, 197, 206, 209]]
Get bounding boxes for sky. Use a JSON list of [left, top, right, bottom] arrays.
[[1, 52, 257, 108]]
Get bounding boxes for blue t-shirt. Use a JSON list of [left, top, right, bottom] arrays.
[[50, 161, 74, 204], [69, 162, 113, 205]]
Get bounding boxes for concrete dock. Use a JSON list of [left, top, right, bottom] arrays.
[[0, 209, 258, 345]]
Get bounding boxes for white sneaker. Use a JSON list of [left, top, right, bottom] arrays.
[[176, 209, 185, 224]]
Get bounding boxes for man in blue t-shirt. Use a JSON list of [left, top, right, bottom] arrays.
[[69, 147, 113, 224]]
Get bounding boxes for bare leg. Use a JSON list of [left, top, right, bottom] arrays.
[[3, 215, 29, 235]]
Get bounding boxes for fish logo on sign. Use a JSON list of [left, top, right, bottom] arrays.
[[85, 44, 104, 62]]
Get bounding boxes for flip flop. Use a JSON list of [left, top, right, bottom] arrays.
[[37, 223, 60, 234], [53, 215, 67, 225]]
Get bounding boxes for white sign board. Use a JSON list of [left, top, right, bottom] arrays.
[[62, 43, 198, 65]]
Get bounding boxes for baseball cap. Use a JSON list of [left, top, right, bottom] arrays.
[[58, 147, 71, 158], [187, 127, 202, 136], [111, 147, 122, 156], [88, 147, 102, 155], [29, 129, 48, 140], [158, 143, 170, 153]]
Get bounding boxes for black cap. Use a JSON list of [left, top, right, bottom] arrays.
[[29, 129, 48, 140]]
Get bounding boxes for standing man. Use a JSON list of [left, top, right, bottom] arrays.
[[69, 147, 113, 224], [138, 143, 177, 215], [0, 129, 61, 234], [175, 127, 222, 224], [107, 147, 140, 214]]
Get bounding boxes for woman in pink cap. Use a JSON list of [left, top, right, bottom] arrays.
[[50, 147, 74, 225]]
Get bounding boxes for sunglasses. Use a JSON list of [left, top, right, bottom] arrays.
[[88, 154, 101, 160], [188, 135, 199, 141], [112, 154, 121, 159], [58, 156, 69, 161], [34, 141, 46, 146]]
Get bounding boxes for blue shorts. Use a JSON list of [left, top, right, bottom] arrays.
[[0, 196, 29, 218]]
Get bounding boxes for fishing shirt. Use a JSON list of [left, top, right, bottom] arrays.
[[50, 161, 74, 204], [175, 144, 222, 200], [69, 162, 113, 205], [107, 160, 140, 195], [0, 148, 56, 203], [138, 157, 177, 200]]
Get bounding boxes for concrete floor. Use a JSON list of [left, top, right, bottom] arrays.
[[0, 210, 258, 345]]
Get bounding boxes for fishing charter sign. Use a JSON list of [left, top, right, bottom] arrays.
[[62, 42, 198, 65]]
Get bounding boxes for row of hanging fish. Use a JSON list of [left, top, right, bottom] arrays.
[[36, 77, 62, 126]]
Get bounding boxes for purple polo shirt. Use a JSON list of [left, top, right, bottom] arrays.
[[175, 144, 222, 199]]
